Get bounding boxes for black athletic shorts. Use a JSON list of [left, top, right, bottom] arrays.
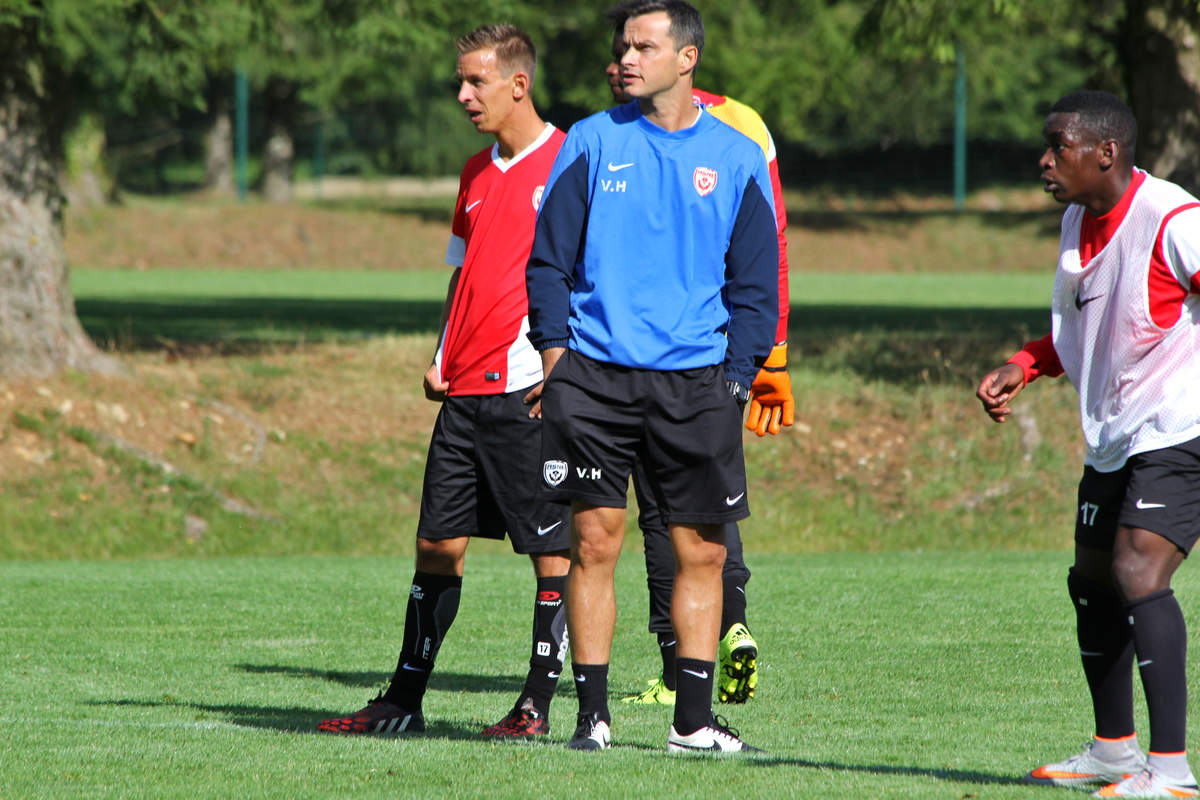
[[417, 390, 571, 554], [539, 350, 749, 525], [1074, 434, 1200, 553]]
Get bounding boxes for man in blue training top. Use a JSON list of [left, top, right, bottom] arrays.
[[525, 0, 778, 754]]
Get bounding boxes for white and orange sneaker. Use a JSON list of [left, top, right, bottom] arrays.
[[1027, 739, 1146, 788], [1093, 766, 1199, 797]]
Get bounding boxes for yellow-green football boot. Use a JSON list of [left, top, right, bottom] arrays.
[[620, 677, 676, 705], [717, 623, 758, 703]]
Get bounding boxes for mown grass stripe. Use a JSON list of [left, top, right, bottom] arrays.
[[71, 268, 1050, 309]]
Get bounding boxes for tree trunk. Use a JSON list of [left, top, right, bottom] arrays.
[[204, 91, 235, 197], [63, 113, 110, 208], [1122, 0, 1200, 193], [262, 123, 294, 203], [262, 78, 297, 203], [0, 28, 116, 378]]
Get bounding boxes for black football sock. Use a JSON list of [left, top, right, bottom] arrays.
[[720, 574, 748, 635], [1128, 588, 1188, 754], [1068, 568, 1135, 739], [657, 632, 678, 691], [572, 663, 610, 723], [519, 575, 567, 716], [673, 657, 716, 735], [383, 571, 462, 710]]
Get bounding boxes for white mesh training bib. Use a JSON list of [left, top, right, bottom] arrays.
[[1051, 173, 1200, 471]]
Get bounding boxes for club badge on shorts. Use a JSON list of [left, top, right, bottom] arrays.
[[542, 459, 567, 487], [693, 166, 717, 197]]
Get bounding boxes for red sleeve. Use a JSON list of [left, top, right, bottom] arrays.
[[451, 169, 470, 240], [768, 155, 789, 343], [1148, 202, 1200, 327], [1006, 333, 1063, 385]]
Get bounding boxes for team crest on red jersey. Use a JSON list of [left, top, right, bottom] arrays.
[[693, 167, 717, 197], [532, 185, 544, 210]]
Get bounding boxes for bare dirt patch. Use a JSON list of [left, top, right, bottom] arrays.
[[0, 335, 1081, 557], [0, 338, 440, 542]]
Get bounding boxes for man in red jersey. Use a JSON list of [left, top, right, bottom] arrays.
[[602, 2, 792, 709], [978, 90, 1200, 798], [318, 24, 571, 740]]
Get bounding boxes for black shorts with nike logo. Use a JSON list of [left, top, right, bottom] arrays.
[[538, 350, 750, 526], [1075, 433, 1200, 552], [417, 389, 570, 554]]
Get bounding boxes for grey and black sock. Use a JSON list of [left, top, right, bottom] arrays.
[[384, 571, 462, 710]]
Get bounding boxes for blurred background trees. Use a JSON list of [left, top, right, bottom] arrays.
[[27, 0, 1200, 198], [2, 0, 1199, 376], [1, 0, 210, 376], [857, 0, 1200, 192]]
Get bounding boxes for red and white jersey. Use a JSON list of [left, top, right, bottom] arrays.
[[692, 88, 790, 344], [1049, 169, 1200, 470], [435, 123, 565, 396]]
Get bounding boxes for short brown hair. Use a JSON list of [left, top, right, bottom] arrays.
[[456, 24, 537, 85]]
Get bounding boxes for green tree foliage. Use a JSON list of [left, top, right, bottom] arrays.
[[237, 0, 551, 175], [855, 0, 1121, 146], [307, 0, 517, 175], [16, 0, 1192, 183], [5, 0, 211, 125], [6, 1, 226, 196], [0, 0, 219, 375]]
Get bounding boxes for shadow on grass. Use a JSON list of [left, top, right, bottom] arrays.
[[92, 697, 485, 740], [76, 296, 1048, 386], [236, 663, 589, 701], [93, 687, 590, 743], [76, 298, 446, 354], [85, 697, 1030, 779], [792, 304, 1048, 385], [743, 755, 1027, 786], [235, 663, 390, 687], [235, 662, 526, 695]]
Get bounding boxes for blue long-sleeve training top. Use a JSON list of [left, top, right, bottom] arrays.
[[525, 101, 779, 388]]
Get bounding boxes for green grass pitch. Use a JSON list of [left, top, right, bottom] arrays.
[[5, 551, 1197, 798]]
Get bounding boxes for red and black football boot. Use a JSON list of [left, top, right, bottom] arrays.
[[480, 697, 549, 738], [317, 693, 425, 735]]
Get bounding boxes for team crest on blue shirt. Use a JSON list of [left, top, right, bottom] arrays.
[[542, 459, 567, 487], [693, 167, 717, 197]]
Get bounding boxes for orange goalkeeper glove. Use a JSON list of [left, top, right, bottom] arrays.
[[745, 343, 794, 437]]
